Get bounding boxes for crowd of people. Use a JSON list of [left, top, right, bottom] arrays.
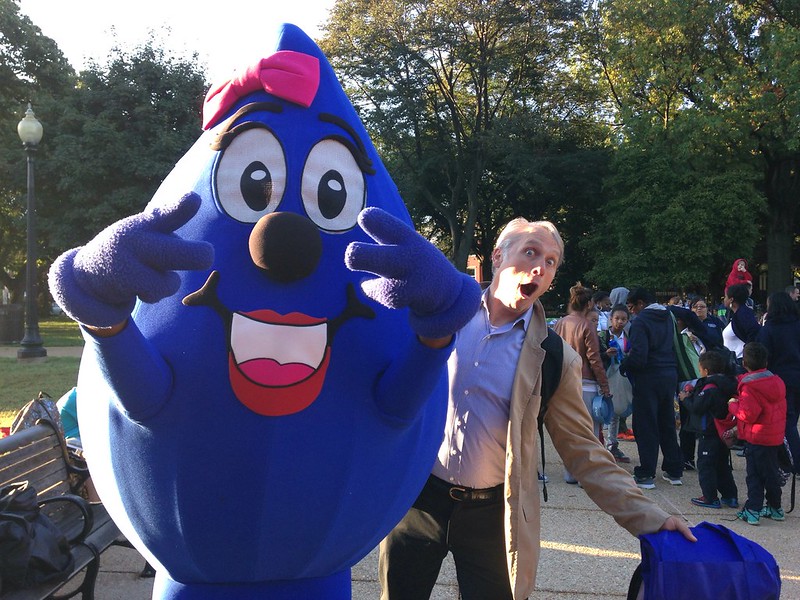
[[575, 273, 800, 528]]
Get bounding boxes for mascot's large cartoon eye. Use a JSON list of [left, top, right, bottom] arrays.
[[302, 139, 365, 232], [215, 127, 286, 223]]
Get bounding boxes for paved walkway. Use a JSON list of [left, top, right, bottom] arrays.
[[0, 344, 84, 358], [52, 428, 800, 599]]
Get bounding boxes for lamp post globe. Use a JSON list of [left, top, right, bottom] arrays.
[[17, 103, 47, 361]]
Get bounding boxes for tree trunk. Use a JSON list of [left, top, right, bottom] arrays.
[[764, 153, 800, 294]]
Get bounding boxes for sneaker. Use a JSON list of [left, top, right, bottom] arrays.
[[691, 496, 721, 508], [759, 506, 785, 521], [608, 445, 631, 463], [661, 473, 683, 486], [537, 472, 549, 483], [618, 430, 636, 441], [634, 476, 655, 489], [720, 497, 739, 508], [683, 460, 696, 471], [737, 508, 760, 525]]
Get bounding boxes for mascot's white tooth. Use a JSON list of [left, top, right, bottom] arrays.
[[231, 313, 327, 367]]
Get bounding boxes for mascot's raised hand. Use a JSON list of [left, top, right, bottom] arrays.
[[49, 193, 214, 328], [346, 207, 480, 340]]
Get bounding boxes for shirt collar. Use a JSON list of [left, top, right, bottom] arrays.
[[480, 289, 533, 332]]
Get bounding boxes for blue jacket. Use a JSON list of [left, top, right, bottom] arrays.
[[622, 305, 677, 376], [757, 314, 800, 393], [731, 304, 760, 344]]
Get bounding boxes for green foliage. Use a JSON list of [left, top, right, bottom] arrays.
[[584, 132, 766, 295], [38, 38, 208, 254], [321, 0, 598, 270]]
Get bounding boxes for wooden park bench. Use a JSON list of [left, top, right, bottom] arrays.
[[0, 420, 126, 600]]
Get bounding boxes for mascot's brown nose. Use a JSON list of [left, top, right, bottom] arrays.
[[249, 212, 322, 282]]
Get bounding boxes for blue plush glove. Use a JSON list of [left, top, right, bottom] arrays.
[[345, 207, 481, 339], [48, 193, 214, 328]]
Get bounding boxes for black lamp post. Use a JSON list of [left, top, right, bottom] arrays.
[[17, 103, 47, 361]]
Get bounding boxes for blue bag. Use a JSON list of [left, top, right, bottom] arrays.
[[627, 521, 780, 600]]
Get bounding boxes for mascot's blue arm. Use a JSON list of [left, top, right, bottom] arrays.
[[80, 322, 173, 422], [372, 334, 455, 425]]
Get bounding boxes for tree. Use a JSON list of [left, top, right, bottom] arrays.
[[0, 0, 75, 302], [37, 36, 208, 256], [321, 0, 589, 270], [581, 0, 800, 294]]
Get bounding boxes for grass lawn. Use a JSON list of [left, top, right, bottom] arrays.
[[1, 316, 83, 428]]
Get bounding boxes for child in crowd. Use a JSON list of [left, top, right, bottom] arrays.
[[679, 350, 738, 508], [727, 342, 787, 525], [725, 258, 753, 294], [600, 304, 632, 463]]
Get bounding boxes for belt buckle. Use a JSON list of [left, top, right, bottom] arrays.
[[449, 486, 467, 501]]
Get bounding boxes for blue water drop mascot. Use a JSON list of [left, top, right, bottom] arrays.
[[49, 23, 480, 600]]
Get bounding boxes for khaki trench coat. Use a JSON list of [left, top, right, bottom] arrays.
[[504, 301, 671, 599]]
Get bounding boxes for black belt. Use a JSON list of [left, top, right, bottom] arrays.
[[429, 475, 503, 503]]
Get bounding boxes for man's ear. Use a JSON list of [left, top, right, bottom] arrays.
[[491, 248, 503, 269]]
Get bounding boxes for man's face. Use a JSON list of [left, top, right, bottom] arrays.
[[627, 300, 645, 315], [490, 227, 560, 317]]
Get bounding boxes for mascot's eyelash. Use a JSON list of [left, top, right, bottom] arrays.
[[211, 102, 284, 151], [319, 113, 375, 175]]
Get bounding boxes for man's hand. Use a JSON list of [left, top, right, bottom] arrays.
[[346, 207, 481, 340], [659, 515, 697, 542], [49, 193, 214, 329]]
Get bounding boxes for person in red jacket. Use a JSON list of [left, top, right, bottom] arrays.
[[727, 342, 787, 525], [725, 258, 753, 294]]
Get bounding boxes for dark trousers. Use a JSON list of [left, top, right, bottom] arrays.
[[632, 371, 683, 479], [679, 402, 696, 464], [379, 475, 513, 600], [744, 443, 783, 512], [697, 434, 738, 501]]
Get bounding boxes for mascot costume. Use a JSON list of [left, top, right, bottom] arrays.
[[49, 24, 480, 600]]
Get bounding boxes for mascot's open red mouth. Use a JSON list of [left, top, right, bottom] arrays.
[[184, 272, 375, 417], [228, 310, 331, 416]]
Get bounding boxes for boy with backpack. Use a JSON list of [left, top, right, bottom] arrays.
[[727, 342, 787, 525], [678, 350, 738, 509]]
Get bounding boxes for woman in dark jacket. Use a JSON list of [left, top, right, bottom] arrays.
[[757, 292, 800, 472], [690, 297, 725, 350]]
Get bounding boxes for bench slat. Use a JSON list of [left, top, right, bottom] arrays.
[[0, 423, 125, 600]]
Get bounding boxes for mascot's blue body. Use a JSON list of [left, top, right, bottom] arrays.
[[49, 24, 480, 600]]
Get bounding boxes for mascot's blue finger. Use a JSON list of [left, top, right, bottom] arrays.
[[409, 273, 482, 339], [357, 207, 415, 246], [134, 234, 214, 273], [146, 192, 203, 234], [345, 241, 411, 280], [360, 277, 410, 310]]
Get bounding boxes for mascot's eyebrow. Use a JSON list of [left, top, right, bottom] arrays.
[[320, 113, 375, 175], [210, 102, 284, 151]]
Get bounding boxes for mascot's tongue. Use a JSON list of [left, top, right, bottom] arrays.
[[238, 359, 315, 386]]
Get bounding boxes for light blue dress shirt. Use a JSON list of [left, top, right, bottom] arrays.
[[431, 292, 532, 488]]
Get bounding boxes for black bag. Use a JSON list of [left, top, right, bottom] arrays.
[[0, 482, 74, 589]]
